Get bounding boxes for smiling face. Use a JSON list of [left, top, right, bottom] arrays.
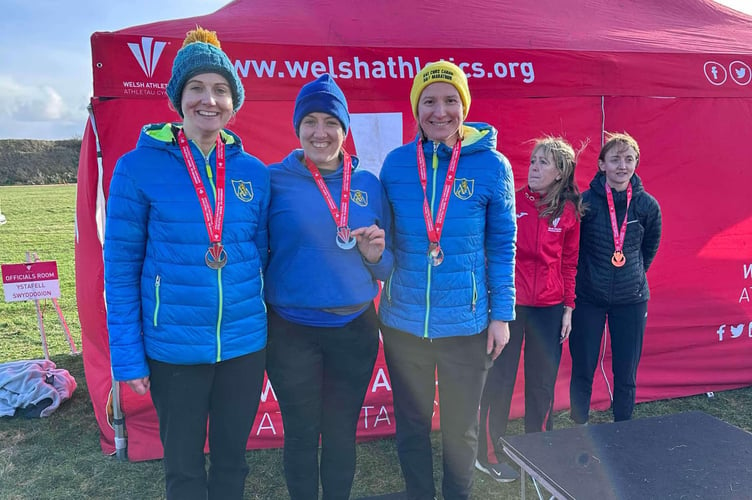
[[180, 72, 234, 144], [528, 146, 561, 195], [298, 112, 346, 171], [417, 82, 463, 146], [599, 143, 638, 192]]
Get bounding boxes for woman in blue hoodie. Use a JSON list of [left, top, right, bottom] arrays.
[[264, 74, 393, 500], [379, 61, 517, 500], [104, 28, 269, 500]]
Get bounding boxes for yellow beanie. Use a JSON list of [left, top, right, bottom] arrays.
[[410, 61, 471, 119]]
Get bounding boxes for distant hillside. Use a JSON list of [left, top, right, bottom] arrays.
[[0, 139, 81, 185]]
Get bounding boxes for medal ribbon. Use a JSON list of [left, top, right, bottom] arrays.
[[417, 139, 461, 245], [605, 181, 632, 255], [177, 130, 225, 252], [305, 150, 352, 229]]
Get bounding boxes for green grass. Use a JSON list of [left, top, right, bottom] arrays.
[[0, 185, 81, 362], [1, 185, 751, 499]]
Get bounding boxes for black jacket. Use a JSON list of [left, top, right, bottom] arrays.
[[575, 172, 662, 306]]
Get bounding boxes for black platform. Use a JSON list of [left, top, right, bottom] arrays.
[[500, 411, 752, 499]]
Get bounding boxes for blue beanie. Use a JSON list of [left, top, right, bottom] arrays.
[[166, 32, 244, 117], [293, 74, 350, 136]]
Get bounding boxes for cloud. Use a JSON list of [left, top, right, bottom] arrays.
[[0, 76, 84, 123]]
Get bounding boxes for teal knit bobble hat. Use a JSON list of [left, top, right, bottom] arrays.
[[166, 27, 244, 117]]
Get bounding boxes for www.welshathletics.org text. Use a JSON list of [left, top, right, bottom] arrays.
[[234, 56, 535, 83]]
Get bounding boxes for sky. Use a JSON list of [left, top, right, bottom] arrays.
[[1, 0, 231, 140], [2, 0, 751, 141]]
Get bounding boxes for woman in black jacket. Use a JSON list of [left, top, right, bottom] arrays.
[[569, 132, 661, 424]]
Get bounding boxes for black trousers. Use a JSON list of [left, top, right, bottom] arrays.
[[266, 305, 379, 500], [479, 304, 564, 462], [148, 350, 266, 500], [569, 300, 648, 424], [381, 324, 492, 500]]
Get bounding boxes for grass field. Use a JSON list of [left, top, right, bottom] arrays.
[[1, 184, 751, 499], [0, 184, 81, 362]]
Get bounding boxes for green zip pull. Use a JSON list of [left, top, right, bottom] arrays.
[[153, 275, 161, 327]]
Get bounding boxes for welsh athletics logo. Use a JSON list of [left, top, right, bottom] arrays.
[[128, 37, 167, 78]]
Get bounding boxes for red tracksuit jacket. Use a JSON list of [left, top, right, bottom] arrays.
[[514, 186, 580, 308]]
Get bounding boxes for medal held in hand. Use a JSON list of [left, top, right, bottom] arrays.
[[605, 181, 632, 268], [306, 151, 356, 251], [417, 139, 462, 268], [178, 130, 228, 269], [336, 226, 357, 250]]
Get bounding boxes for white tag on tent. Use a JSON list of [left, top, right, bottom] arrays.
[[350, 112, 403, 176]]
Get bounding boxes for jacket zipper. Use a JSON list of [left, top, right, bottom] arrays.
[[424, 141, 440, 339], [386, 268, 395, 304], [153, 275, 161, 326], [259, 267, 267, 313], [204, 148, 224, 362], [471, 271, 477, 312]]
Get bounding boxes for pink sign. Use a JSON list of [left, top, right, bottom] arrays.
[[1, 261, 61, 302]]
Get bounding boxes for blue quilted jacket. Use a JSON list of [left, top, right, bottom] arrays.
[[378, 123, 517, 338], [104, 123, 270, 381]]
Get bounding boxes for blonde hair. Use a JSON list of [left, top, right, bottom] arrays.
[[530, 136, 585, 220]]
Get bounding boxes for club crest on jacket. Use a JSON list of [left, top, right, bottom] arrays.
[[453, 178, 474, 200], [232, 180, 254, 202], [351, 189, 368, 207]]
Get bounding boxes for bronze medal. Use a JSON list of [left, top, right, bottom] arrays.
[[428, 242, 444, 267], [611, 250, 625, 267]]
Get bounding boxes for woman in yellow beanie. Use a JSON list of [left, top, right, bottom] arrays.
[[104, 27, 269, 500], [379, 61, 517, 500]]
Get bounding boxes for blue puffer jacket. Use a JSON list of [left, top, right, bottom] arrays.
[[265, 149, 393, 309], [379, 123, 517, 339], [104, 123, 270, 381]]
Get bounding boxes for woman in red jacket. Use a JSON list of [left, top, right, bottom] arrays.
[[477, 137, 583, 482]]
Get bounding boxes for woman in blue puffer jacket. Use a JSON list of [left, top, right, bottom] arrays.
[[104, 27, 269, 500], [379, 61, 517, 500]]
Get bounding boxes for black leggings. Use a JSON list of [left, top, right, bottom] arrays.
[[569, 300, 648, 424], [479, 304, 564, 462]]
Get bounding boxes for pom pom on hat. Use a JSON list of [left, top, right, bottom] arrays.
[[166, 26, 244, 117], [293, 74, 350, 136], [410, 61, 471, 119], [181, 26, 221, 48]]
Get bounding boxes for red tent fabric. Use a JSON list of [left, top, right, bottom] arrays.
[[76, 0, 752, 461]]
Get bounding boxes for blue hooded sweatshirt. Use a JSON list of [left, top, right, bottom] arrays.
[[104, 123, 270, 381], [265, 149, 393, 322], [378, 122, 517, 339]]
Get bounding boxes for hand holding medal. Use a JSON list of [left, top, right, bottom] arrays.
[[351, 224, 386, 263]]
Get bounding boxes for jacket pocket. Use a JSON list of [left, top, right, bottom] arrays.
[[153, 275, 161, 327], [471, 271, 478, 312]]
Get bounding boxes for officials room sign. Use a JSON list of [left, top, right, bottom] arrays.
[[1, 261, 61, 303]]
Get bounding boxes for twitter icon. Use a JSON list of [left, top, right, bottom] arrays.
[[730, 61, 751, 85]]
